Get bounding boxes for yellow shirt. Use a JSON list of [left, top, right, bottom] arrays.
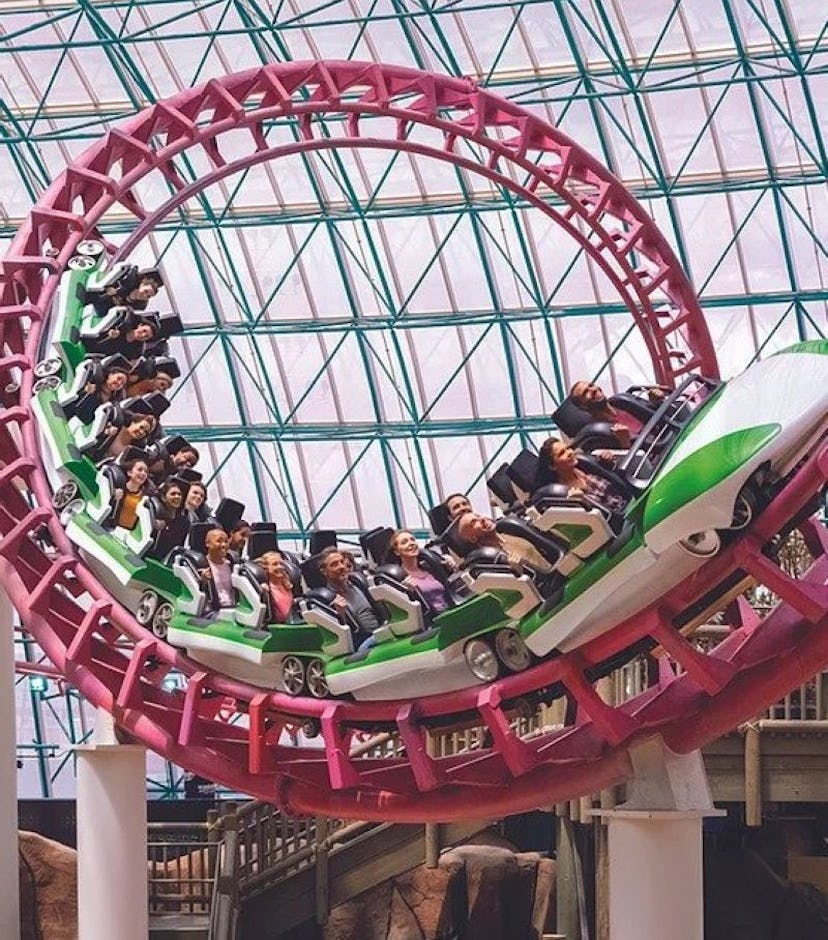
[[116, 489, 142, 530]]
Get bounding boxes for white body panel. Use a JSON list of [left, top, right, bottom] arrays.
[[526, 543, 708, 656], [646, 351, 828, 553]]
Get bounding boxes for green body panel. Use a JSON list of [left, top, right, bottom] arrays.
[[642, 424, 781, 532], [37, 392, 99, 497], [71, 511, 183, 597], [59, 270, 97, 369], [519, 527, 645, 639], [171, 615, 330, 655], [326, 594, 509, 677], [774, 339, 828, 357], [553, 523, 594, 548]]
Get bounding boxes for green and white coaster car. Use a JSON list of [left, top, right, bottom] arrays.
[[33, 239, 828, 702], [519, 340, 828, 658]]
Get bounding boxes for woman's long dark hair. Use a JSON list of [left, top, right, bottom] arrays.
[[534, 436, 561, 490]]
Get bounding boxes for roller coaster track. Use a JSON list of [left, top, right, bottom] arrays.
[[1, 61, 826, 822]]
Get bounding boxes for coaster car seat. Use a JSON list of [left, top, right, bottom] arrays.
[[459, 545, 544, 619], [368, 564, 427, 638], [298, 587, 355, 657], [527, 483, 616, 575]]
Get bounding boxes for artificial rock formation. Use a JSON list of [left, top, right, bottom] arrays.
[[18, 831, 78, 940], [323, 842, 556, 940]]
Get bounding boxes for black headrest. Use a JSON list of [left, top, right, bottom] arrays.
[[571, 421, 618, 452], [309, 530, 337, 555], [461, 546, 509, 570], [487, 463, 517, 506], [507, 449, 540, 494], [189, 520, 215, 554], [301, 556, 326, 590], [247, 528, 278, 558], [441, 517, 475, 558], [305, 585, 336, 607], [360, 526, 394, 566], [157, 474, 192, 500], [153, 356, 180, 380], [428, 504, 451, 536], [214, 497, 245, 533], [552, 396, 594, 437], [121, 397, 155, 418], [137, 267, 164, 288], [374, 563, 407, 584], [101, 354, 132, 374], [530, 482, 571, 503], [117, 446, 150, 467], [157, 311, 184, 339]]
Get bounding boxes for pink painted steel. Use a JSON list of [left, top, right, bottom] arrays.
[[0, 61, 826, 820]]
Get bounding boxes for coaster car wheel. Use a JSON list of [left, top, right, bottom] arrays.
[[34, 358, 62, 378], [135, 590, 159, 627], [68, 254, 96, 271], [301, 718, 321, 739], [76, 240, 105, 257], [151, 602, 174, 639], [729, 489, 756, 531], [59, 499, 85, 527], [53, 481, 79, 510], [282, 656, 306, 696], [679, 529, 721, 558], [494, 628, 532, 672], [305, 658, 329, 698], [464, 638, 500, 683], [33, 376, 60, 393]]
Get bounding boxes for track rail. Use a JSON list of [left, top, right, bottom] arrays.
[[1, 62, 826, 821]]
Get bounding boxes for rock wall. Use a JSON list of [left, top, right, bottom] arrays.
[[323, 839, 556, 940], [19, 831, 78, 940]]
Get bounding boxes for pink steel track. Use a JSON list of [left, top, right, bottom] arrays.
[[1, 62, 827, 821]]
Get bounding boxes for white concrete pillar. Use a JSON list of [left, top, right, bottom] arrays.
[[0, 589, 20, 940], [606, 809, 705, 940], [76, 710, 147, 940], [590, 737, 724, 940]]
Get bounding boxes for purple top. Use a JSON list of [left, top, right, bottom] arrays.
[[407, 567, 449, 614]]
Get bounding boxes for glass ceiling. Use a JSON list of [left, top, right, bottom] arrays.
[[1, 0, 826, 793]]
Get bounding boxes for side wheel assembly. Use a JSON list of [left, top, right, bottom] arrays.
[[34, 358, 62, 378], [305, 658, 329, 698], [33, 375, 61, 393], [300, 718, 321, 739], [53, 481, 79, 510], [59, 499, 84, 527], [151, 602, 174, 639], [679, 529, 721, 558], [76, 240, 105, 257], [464, 638, 500, 682], [67, 254, 96, 271], [729, 489, 756, 531], [494, 628, 532, 672], [282, 656, 306, 695], [135, 590, 159, 626]]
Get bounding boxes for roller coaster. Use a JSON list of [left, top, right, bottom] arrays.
[[1, 61, 828, 823]]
